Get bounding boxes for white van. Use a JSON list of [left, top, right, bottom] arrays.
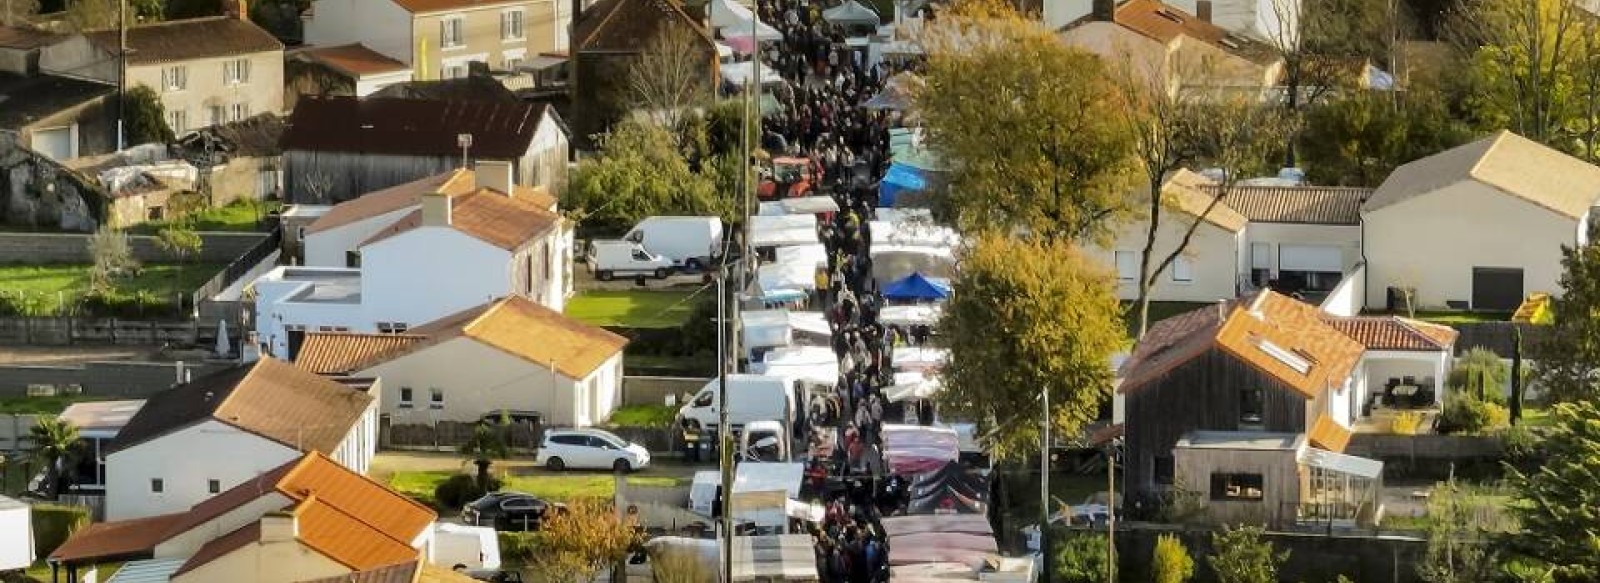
[[432, 523, 500, 570], [676, 374, 792, 433], [587, 240, 675, 281], [623, 216, 723, 271]]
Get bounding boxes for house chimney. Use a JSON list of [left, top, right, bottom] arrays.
[[422, 190, 452, 226], [475, 160, 515, 195], [1216, 298, 1227, 320], [225, 0, 249, 19], [1091, 0, 1116, 21], [1196, 0, 1212, 22], [260, 511, 297, 543]]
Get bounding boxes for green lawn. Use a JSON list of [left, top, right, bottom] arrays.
[[389, 470, 687, 508], [0, 263, 226, 313], [565, 290, 697, 328], [606, 404, 677, 428], [1363, 309, 1511, 325], [129, 199, 280, 235], [26, 561, 122, 582], [0, 395, 120, 415]]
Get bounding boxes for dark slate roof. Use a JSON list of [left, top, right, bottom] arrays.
[[0, 26, 67, 49], [0, 72, 116, 130], [1198, 184, 1371, 226], [175, 113, 285, 158], [280, 96, 539, 158], [368, 75, 519, 103], [84, 17, 284, 65]]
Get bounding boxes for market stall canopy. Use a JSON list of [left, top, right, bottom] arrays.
[[893, 346, 949, 371], [749, 214, 819, 248], [708, 0, 783, 40], [758, 260, 819, 296], [879, 162, 928, 207], [862, 72, 924, 110], [879, 303, 942, 327], [721, 61, 785, 86], [904, 461, 990, 515], [882, 424, 960, 474], [873, 244, 956, 284], [883, 272, 951, 301], [643, 535, 819, 582], [716, 42, 735, 59], [870, 219, 959, 248], [824, 0, 882, 26], [742, 309, 794, 349], [884, 371, 942, 402], [758, 196, 840, 216]]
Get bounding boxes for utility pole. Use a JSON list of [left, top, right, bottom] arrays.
[[716, 266, 733, 583], [1107, 438, 1116, 583], [117, 0, 128, 149], [1040, 388, 1051, 580]]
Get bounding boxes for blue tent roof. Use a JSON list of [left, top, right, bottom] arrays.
[[883, 272, 950, 301], [879, 163, 928, 207]]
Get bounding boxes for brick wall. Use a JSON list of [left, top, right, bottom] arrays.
[[0, 231, 268, 264]]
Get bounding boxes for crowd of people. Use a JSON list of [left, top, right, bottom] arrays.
[[713, 0, 933, 578]]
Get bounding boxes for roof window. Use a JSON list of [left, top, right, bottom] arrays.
[[1253, 336, 1312, 374]]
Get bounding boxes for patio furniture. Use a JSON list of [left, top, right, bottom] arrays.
[[1393, 385, 1420, 408]]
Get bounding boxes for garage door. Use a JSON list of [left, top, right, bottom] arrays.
[[1472, 267, 1524, 311], [31, 127, 73, 162], [1278, 245, 1344, 272]]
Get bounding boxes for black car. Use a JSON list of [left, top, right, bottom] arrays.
[[462, 569, 524, 583], [462, 491, 559, 531]]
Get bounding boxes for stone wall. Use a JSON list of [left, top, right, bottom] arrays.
[[0, 360, 230, 399], [0, 131, 103, 231], [0, 231, 267, 264]]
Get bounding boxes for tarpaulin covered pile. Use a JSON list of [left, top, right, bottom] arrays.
[[883, 513, 997, 567], [882, 424, 959, 474], [905, 461, 989, 515]]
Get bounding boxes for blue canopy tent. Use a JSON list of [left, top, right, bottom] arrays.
[[879, 163, 928, 208], [883, 272, 950, 301]]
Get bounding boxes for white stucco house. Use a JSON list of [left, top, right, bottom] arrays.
[[251, 164, 572, 360], [1094, 170, 1367, 304], [294, 295, 628, 427], [50, 452, 440, 583], [1363, 130, 1600, 312], [1046, 0, 1299, 49], [1057, 0, 1284, 99], [102, 358, 378, 520]]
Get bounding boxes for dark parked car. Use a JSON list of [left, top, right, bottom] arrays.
[[462, 568, 523, 583], [461, 491, 561, 531]]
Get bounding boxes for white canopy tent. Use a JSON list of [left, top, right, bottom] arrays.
[[749, 214, 819, 248], [773, 243, 827, 267], [870, 220, 960, 248], [884, 371, 942, 403], [879, 304, 942, 327], [758, 260, 818, 295], [893, 346, 949, 371], [721, 61, 785, 87], [708, 0, 783, 40], [759, 196, 841, 216], [823, 0, 881, 26], [742, 309, 794, 350]]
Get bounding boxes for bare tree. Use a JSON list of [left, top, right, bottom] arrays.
[[626, 25, 713, 127], [1118, 59, 1198, 338]]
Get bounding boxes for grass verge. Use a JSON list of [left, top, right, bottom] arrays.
[[0, 263, 227, 314], [606, 404, 677, 428], [565, 290, 697, 328], [389, 470, 687, 508], [128, 199, 280, 235]]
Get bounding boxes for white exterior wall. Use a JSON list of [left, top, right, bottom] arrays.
[[106, 421, 300, 520], [329, 398, 379, 475], [1042, 0, 1093, 31], [155, 493, 294, 558], [131, 49, 286, 131], [304, 209, 416, 267], [1089, 215, 1242, 303], [252, 269, 370, 359], [304, 0, 415, 64], [170, 536, 350, 583], [1244, 223, 1362, 278], [361, 227, 512, 326], [355, 70, 416, 96], [1363, 181, 1578, 309], [1319, 262, 1366, 316], [363, 338, 575, 424], [1359, 351, 1449, 408]]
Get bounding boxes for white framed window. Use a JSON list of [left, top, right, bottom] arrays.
[[166, 109, 187, 134], [230, 103, 250, 122], [161, 65, 187, 91], [504, 56, 522, 70], [209, 105, 226, 127], [398, 387, 414, 408], [440, 16, 465, 48], [377, 322, 409, 334], [1114, 251, 1138, 282], [501, 9, 525, 40], [429, 387, 444, 409], [223, 58, 250, 84], [1171, 255, 1193, 282], [207, 479, 220, 493], [1250, 242, 1270, 269], [150, 478, 164, 493]]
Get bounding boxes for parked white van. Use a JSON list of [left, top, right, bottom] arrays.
[[623, 216, 724, 271], [676, 375, 792, 433], [587, 240, 675, 281]]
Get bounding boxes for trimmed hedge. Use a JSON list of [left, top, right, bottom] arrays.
[[32, 503, 90, 558]]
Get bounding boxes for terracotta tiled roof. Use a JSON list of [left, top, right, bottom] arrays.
[[1214, 292, 1366, 399], [49, 513, 187, 562], [1197, 184, 1370, 225], [389, 0, 524, 14], [296, 332, 425, 374], [297, 44, 409, 77], [84, 17, 284, 65], [1366, 130, 1600, 220], [334, 296, 627, 379], [107, 357, 374, 455], [296, 560, 420, 583], [1121, 291, 1365, 399], [172, 521, 261, 576], [573, 0, 716, 52], [1110, 0, 1272, 63], [276, 453, 436, 539], [307, 172, 468, 235], [281, 96, 540, 159], [1308, 415, 1353, 452], [1161, 170, 1249, 233], [295, 497, 422, 570], [1323, 316, 1457, 352], [358, 186, 560, 251]]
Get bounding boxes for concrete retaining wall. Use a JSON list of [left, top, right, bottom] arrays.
[[621, 376, 710, 407], [0, 231, 267, 264]]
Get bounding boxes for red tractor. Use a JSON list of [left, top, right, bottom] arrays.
[[758, 156, 823, 200]]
